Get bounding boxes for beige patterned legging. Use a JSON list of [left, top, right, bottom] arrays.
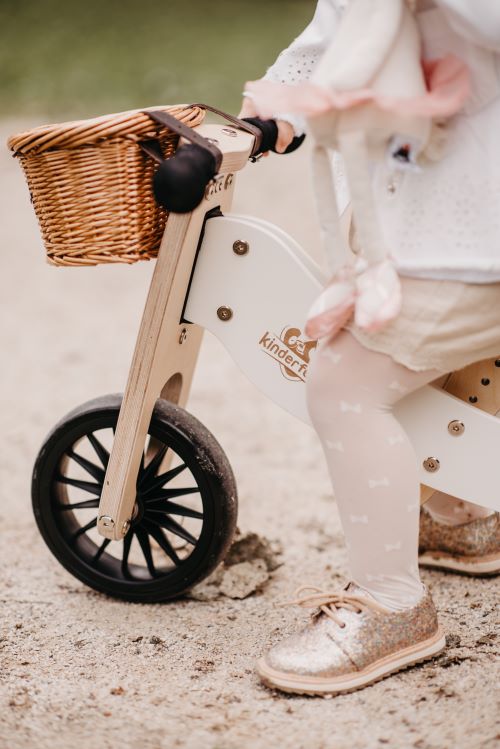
[[306, 328, 445, 611]]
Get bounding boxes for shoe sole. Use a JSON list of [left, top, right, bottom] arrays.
[[256, 628, 446, 696], [419, 551, 500, 576]]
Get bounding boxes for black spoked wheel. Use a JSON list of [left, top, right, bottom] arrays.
[[32, 394, 238, 602]]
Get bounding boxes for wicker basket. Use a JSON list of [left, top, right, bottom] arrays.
[[7, 105, 205, 266]]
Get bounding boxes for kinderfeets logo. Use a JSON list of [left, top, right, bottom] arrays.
[[258, 326, 317, 382]]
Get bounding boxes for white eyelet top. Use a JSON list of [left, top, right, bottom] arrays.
[[262, 0, 500, 283]]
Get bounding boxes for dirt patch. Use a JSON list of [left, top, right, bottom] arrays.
[[188, 530, 283, 600]]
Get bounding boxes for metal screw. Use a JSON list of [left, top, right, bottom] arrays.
[[122, 519, 131, 535], [481, 378, 490, 386], [423, 457, 440, 473], [469, 395, 478, 403], [233, 240, 249, 256], [448, 420, 465, 436], [99, 515, 115, 528], [217, 306, 233, 321], [178, 327, 188, 344]]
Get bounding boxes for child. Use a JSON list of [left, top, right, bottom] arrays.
[[239, 0, 500, 696]]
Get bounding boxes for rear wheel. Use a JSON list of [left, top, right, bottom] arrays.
[[32, 394, 238, 602]]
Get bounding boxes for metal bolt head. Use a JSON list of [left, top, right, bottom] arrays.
[[217, 305, 233, 321], [423, 457, 440, 473], [122, 519, 131, 535], [233, 240, 249, 256], [99, 515, 115, 528], [178, 327, 188, 344], [448, 420, 465, 436]]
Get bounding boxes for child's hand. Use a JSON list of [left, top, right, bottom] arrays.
[[238, 94, 295, 156]]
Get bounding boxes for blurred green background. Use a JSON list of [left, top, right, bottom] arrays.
[[0, 0, 313, 120]]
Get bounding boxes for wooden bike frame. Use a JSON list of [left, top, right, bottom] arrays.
[[97, 124, 254, 540]]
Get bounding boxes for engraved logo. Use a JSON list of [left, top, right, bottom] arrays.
[[205, 173, 234, 199], [258, 326, 317, 383]]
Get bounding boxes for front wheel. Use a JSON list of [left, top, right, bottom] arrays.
[[32, 394, 238, 602]]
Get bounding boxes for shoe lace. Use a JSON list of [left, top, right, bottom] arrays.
[[276, 585, 387, 628]]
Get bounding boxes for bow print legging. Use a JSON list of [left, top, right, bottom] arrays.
[[305, 328, 445, 611]]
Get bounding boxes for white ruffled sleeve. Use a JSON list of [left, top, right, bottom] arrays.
[[435, 0, 500, 52], [260, 0, 344, 135]]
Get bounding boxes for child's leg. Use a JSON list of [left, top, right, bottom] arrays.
[[306, 328, 444, 611]]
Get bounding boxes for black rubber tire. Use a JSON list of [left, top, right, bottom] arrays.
[[32, 394, 238, 602]]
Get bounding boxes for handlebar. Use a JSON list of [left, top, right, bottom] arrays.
[[151, 115, 305, 214]]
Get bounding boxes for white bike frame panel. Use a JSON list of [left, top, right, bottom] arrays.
[[185, 214, 500, 512]]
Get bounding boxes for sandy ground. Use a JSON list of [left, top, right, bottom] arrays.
[[0, 120, 498, 749]]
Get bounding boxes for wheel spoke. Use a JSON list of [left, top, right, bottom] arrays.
[[142, 519, 181, 565], [145, 487, 200, 503], [70, 516, 97, 542], [148, 500, 203, 520], [91, 537, 111, 564], [121, 531, 133, 578], [135, 527, 157, 577], [150, 514, 198, 546], [57, 474, 102, 496], [58, 498, 100, 511], [87, 432, 110, 468], [141, 462, 188, 495], [138, 444, 168, 487], [67, 449, 105, 482]]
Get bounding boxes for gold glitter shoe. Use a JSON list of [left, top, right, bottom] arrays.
[[419, 508, 500, 576], [257, 583, 445, 697]]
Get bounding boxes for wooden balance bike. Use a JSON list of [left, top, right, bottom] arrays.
[[30, 107, 500, 602]]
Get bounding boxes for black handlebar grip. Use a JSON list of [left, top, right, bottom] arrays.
[[153, 143, 218, 214], [242, 117, 306, 156], [152, 116, 306, 214]]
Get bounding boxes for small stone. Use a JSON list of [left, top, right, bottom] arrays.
[[110, 686, 125, 696], [435, 686, 456, 698], [194, 659, 216, 673], [445, 633, 461, 648], [438, 654, 474, 669]]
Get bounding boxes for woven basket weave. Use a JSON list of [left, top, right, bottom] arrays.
[[7, 105, 205, 266]]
